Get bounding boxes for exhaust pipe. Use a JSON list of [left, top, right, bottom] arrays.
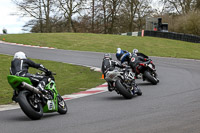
[[21, 82, 42, 94]]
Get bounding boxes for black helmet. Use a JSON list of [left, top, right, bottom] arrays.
[[104, 53, 112, 59]]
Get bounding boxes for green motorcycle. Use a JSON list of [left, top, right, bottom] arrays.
[[7, 72, 67, 120]]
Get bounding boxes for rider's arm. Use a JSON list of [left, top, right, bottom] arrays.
[[138, 56, 148, 62], [101, 60, 105, 74], [121, 52, 131, 63], [27, 59, 49, 72], [113, 61, 125, 68]]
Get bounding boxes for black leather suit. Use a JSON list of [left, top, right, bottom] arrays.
[[101, 58, 124, 91], [10, 58, 49, 88], [101, 58, 123, 76]]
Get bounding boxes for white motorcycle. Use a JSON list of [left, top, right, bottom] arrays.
[[105, 67, 142, 99]]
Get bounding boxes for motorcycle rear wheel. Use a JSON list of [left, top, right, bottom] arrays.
[[115, 80, 133, 99], [18, 90, 43, 120]]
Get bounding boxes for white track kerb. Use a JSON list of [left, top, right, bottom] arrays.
[[0, 41, 108, 111], [62, 67, 107, 100], [0, 40, 55, 49]]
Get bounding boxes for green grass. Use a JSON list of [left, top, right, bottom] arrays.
[[0, 54, 104, 105], [1, 33, 200, 59]]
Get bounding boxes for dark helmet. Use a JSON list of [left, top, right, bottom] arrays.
[[104, 53, 112, 59]]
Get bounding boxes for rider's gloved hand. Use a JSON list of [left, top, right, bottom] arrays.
[[46, 70, 52, 76], [122, 64, 127, 68]]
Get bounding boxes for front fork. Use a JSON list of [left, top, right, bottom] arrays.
[[123, 80, 137, 91]]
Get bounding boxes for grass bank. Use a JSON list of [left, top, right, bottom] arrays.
[[1, 33, 200, 59], [0, 54, 104, 105]]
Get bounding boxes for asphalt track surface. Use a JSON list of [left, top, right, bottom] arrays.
[[1, 43, 200, 133]]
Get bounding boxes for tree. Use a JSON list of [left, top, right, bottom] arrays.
[[12, 0, 54, 32], [42, 0, 52, 32], [107, 0, 122, 34], [121, 0, 139, 32], [91, 0, 95, 32], [195, 0, 200, 11], [12, 0, 156, 34], [86, 0, 101, 33], [121, 0, 152, 32], [101, 0, 109, 33], [58, 0, 86, 32], [173, 11, 200, 35], [136, 0, 153, 30], [154, 0, 200, 36], [161, 0, 199, 14]]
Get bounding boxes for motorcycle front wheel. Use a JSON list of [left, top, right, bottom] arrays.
[[115, 80, 133, 99], [143, 71, 158, 85], [18, 90, 43, 120], [57, 95, 68, 114]]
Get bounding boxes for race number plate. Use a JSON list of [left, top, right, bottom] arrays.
[[47, 100, 55, 110], [131, 57, 135, 62]]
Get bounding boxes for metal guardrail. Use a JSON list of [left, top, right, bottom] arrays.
[[144, 30, 200, 43]]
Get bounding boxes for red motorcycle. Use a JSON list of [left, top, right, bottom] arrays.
[[129, 53, 159, 85]]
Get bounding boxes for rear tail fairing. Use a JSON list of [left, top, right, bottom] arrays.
[[105, 70, 123, 82], [7, 75, 32, 91]]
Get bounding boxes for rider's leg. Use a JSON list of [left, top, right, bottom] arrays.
[[37, 80, 48, 94], [27, 73, 49, 94], [107, 81, 114, 92]]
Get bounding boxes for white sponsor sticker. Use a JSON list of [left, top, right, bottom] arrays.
[[47, 100, 55, 110], [148, 64, 153, 69], [131, 57, 135, 62]]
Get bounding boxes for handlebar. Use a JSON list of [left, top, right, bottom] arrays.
[[121, 66, 131, 72], [52, 72, 56, 75], [36, 71, 56, 76]]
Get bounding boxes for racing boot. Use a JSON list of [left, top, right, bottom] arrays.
[[134, 84, 142, 96], [12, 90, 18, 102], [135, 73, 142, 79], [107, 82, 114, 92]]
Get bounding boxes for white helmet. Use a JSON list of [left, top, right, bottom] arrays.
[[14, 51, 27, 59], [117, 48, 121, 54], [133, 49, 139, 54]]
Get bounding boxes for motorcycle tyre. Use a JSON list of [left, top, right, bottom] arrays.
[[144, 71, 158, 85], [115, 80, 133, 99], [18, 90, 43, 120], [58, 95, 68, 114]]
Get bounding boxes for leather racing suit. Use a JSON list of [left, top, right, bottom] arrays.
[[10, 58, 50, 93]]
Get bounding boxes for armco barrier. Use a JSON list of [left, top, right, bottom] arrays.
[[144, 30, 200, 43]]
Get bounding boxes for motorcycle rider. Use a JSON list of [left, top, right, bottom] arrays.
[[116, 48, 132, 65], [116, 48, 149, 78], [10, 51, 51, 101], [116, 48, 143, 94], [101, 53, 124, 91], [132, 48, 155, 73], [133, 48, 149, 59]]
